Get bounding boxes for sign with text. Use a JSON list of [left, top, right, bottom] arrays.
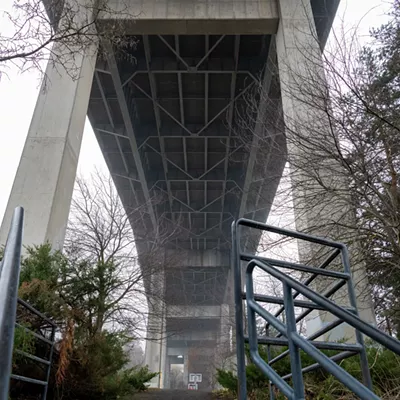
[[188, 383, 198, 390], [189, 373, 202, 383]]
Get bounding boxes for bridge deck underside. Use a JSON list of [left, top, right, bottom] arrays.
[[89, 33, 285, 254]]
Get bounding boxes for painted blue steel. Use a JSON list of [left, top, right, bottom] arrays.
[[0, 207, 24, 400], [241, 252, 349, 280], [282, 351, 358, 380], [292, 335, 379, 400], [253, 259, 400, 356], [262, 249, 342, 332], [10, 375, 47, 385], [247, 258, 400, 399], [275, 279, 348, 339], [265, 328, 275, 400], [17, 298, 56, 327], [245, 264, 294, 399], [269, 318, 347, 369], [340, 245, 373, 390], [247, 293, 354, 313], [42, 325, 56, 400], [282, 283, 305, 400], [0, 207, 56, 400], [233, 218, 400, 400], [249, 337, 362, 353], [14, 350, 51, 365], [237, 218, 344, 248], [15, 322, 54, 345], [231, 222, 247, 400]]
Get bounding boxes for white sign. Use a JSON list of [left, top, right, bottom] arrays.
[[189, 373, 202, 383], [188, 383, 198, 390]]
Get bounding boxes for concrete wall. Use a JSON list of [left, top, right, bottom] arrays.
[[99, 0, 279, 34]]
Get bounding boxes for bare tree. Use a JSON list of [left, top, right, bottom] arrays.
[[233, 1, 400, 333], [63, 169, 179, 340], [0, 0, 137, 78]]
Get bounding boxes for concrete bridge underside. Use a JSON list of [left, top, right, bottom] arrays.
[[89, 32, 284, 389], [86, 1, 338, 389], [0, 0, 341, 391]]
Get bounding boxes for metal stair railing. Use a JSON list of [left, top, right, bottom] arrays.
[[0, 207, 56, 400], [232, 218, 400, 400]]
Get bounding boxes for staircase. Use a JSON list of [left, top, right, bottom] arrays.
[[134, 389, 214, 399]]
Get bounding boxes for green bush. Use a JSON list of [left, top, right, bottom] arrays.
[[216, 345, 400, 399], [102, 366, 158, 399], [12, 324, 35, 365]]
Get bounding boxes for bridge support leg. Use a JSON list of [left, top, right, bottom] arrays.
[[145, 268, 167, 388], [0, 44, 97, 249], [276, 0, 375, 339]]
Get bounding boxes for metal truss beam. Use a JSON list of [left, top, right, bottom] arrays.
[[131, 81, 194, 136], [175, 35, 185, 126], [197, 144, 243, 180], [122, 70, 256, 87], [145, 143, 196, 181], [197, 82, 254, 136], [196, 35, 226, 69], [143, 35, 173, 212], [239, 38, 276, 217], [204, 35, 209, 126], [157, 34, 190, 69], [103, 41, 157, 230], [220, 35, 240, 230], [94, 71, 144, 227], [154, 184, 196, 212]]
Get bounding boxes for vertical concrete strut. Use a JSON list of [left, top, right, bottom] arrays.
[[276, 0, 375, 338], [0, 42, 97, 248]]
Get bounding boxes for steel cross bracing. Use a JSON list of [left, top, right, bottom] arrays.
[[88, 34, 280, 252]]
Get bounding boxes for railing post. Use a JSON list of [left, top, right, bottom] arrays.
[[231, 222, 247, 400], [340, 245, 373, 390], [0, 207, 24, 400], [265, 326, 275, 400], [42, 324, 56, 400], [282, 282, 305, 400]]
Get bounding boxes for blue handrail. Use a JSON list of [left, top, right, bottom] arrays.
[[0, 207, 56, 400], [0, 207, 24, 400], [232, 218, 400, 400]]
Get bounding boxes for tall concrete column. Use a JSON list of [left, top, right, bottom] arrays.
[[276, 0, 375, 339], [0, 43, 97, 249], [144, 266, 167, 387]]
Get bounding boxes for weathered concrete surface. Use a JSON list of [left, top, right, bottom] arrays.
[[276, 0, 375, 338], [100, 0, 279, 34], [0, 43, 97, 249]]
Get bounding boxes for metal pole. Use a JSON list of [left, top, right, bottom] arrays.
[[42, 325, 56, 400], [265, 327, 275, 400], [231, 222, 246, 400], [282, 283, 305, 400], [0, 207, 24, 400], [340, 246, 373, 390]]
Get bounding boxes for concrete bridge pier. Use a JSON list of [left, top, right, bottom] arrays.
[[144, 249, 233, 390], [0, 42, 97, 249], [276, 0, 375, 338]]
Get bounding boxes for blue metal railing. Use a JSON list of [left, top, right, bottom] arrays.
[[232, 218, 400, 400], [0, 207, 56, 400]]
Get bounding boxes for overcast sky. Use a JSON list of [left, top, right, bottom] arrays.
[[0, 0, 391, 225]]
